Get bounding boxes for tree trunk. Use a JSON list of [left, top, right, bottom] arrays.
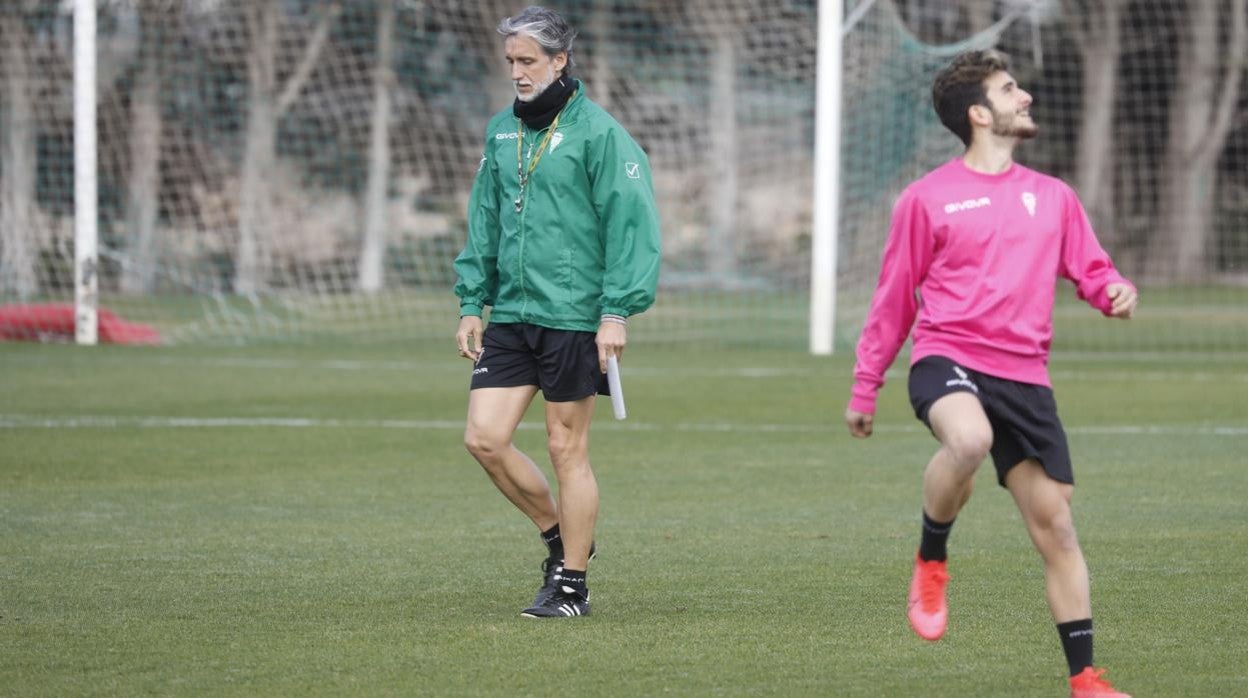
[[1070, 0, 1125, 249], [589, 1, 611, 110], [236, 0, 278, 295], [235, 0, 339, 294], [965, 2, 993, 34], [474, 1, 517, 110], [707, 30, 738, 281], [0, 18, 39, 298], [1150, 0, 1245, 281], [358, 0, 394, 293], [120, 4, 166, 294]]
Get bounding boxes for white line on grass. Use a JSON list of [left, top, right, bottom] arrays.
[[2, 414, 1246, 437], [3, 354, 1246, 381]]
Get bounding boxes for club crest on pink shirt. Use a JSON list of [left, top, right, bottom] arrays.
[[1021, 192, 1037, 217]]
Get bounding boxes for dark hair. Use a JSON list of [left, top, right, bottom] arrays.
[[931, 49, 1011, 146], [497, 6, 577, 76]]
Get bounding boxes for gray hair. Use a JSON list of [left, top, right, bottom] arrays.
[[497, 6, 577, 75]]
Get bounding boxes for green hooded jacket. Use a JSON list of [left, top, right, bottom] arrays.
[[453, 85, 661, 332]]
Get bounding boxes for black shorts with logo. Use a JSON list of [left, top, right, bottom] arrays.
[[470, 323, 608, 402], [908, 355, 1073, 487]]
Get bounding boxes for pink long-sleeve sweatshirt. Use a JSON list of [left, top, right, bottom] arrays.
[[849, 158, 1133, 415]]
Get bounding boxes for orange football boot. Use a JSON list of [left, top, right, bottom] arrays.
[[907, 553, 949, 641]]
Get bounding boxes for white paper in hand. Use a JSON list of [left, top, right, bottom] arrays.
[[606, 355, 626, 420]]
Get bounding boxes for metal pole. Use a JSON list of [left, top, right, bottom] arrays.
[[74, 0, 99, 345], [809, 0, 843, 355]]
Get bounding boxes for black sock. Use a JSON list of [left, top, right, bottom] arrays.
[[541, 524, 563, 560], [1057, 618, 1094, 676], [919, 510, 955, 561], [555, 568, 587, 597]]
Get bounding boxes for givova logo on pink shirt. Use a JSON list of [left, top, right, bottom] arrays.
[[943, 196, 991, 214]]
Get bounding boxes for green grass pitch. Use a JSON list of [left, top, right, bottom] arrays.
[[2, 341, 1246, 696]]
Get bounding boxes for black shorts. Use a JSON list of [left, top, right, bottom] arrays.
[[470, 323, 608, 402], [908, 355, 1073, 487]]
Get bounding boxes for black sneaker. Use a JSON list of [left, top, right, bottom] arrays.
[[531, 543, 597, 608], [533, 556, 562, 608], [520, 587, 591, 618]]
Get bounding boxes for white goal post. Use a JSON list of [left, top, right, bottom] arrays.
[[809, 0, 842, 356], [74, 0, 98, 345]]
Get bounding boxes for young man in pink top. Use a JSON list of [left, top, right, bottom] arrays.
[[844, 50, 1137, 698]]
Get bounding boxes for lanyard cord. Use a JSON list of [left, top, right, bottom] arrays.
[[513, 89, 576, 214], [515, 109, 564, 187]]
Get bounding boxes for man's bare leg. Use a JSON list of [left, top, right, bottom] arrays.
[[464, 385, 558, 530], [908, 391, 993, 640], [544, 395, 598, 571], [1005, 461, 1091, 622], [924, 392, 993, 520]]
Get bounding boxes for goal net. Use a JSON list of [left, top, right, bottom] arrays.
[[837, 0, 1248, 355], [1, 0, 1244, 353]]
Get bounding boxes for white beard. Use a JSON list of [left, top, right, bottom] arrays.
[[515, 69, 557, 103]]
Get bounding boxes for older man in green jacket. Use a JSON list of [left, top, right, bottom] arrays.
[[453, 5, 660, 619]]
